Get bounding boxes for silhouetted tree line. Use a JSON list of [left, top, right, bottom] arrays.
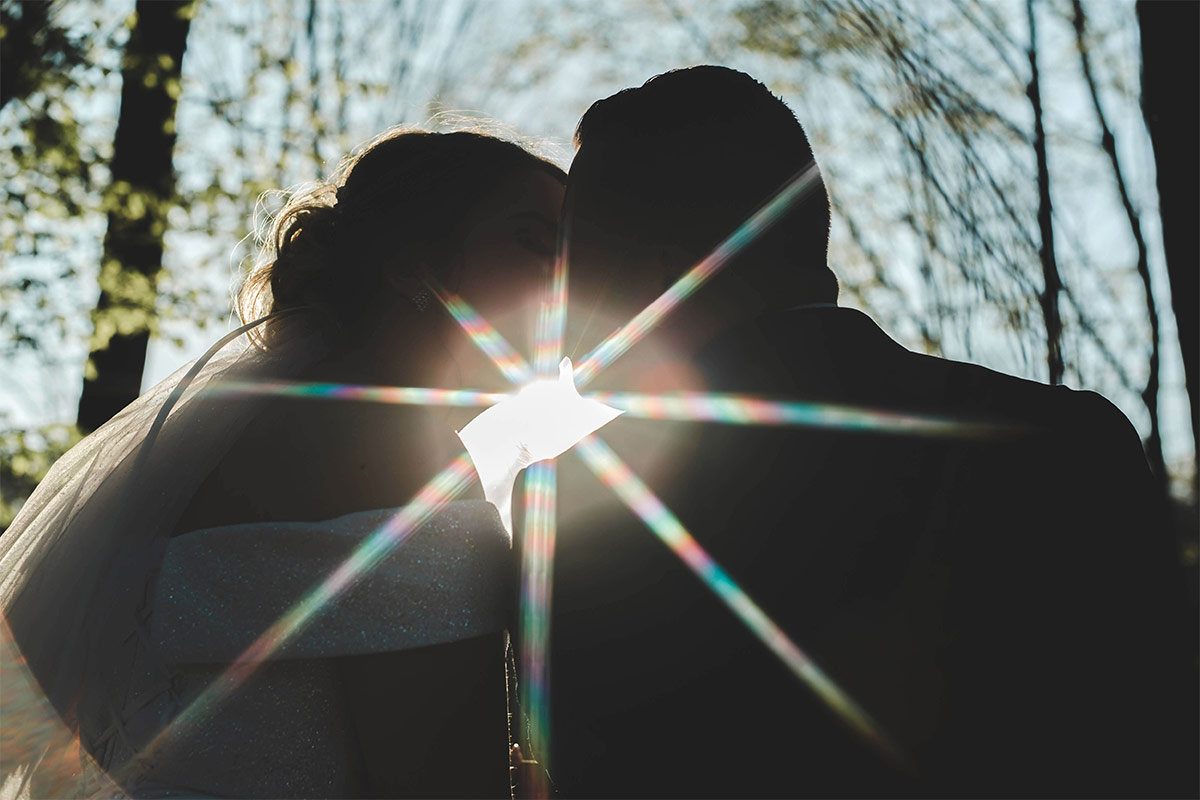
[[1, 0, 1194, 545]]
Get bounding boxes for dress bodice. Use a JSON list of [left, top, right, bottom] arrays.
[[131, 500, 512, 798]]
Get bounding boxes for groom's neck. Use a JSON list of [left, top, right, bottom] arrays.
[[665, 260, 807, 351]]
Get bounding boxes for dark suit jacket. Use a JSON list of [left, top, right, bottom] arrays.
[[547, 306, 1195, 798]]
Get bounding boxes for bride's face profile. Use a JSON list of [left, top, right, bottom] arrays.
[[243, 130, 569, 390], [383, 166, 564, 391], [452, 168, 565, 350]]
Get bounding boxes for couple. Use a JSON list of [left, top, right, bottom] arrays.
[[1, 66, 1194, 798]]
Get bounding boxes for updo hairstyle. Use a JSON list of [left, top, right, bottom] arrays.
[[237, 127, 565, 345]]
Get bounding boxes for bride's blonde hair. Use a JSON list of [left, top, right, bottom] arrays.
[[238, 125, 565, 344]]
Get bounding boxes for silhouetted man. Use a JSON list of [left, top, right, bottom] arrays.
[[548, 66, 1195, 798]]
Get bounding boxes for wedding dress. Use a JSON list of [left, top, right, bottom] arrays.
[[0, 315, 514, 798]]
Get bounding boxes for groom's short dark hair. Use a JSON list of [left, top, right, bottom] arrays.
[[572, 66, 835, 302]]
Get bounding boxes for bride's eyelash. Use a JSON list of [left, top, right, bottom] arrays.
[[515, 225, 553, 257]]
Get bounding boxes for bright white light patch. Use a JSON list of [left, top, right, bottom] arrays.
[[459, 357, 622, 534]]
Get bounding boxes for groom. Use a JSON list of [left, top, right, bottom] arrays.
[[548, 66, 1195, 797]]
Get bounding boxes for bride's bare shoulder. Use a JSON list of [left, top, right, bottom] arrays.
[[173, 393, 458, 532]]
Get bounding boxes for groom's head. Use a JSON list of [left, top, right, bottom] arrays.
[[565, 66, 836, 332]]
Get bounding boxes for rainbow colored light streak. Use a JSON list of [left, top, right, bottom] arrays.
[[533, 248, 569, 377], [522, 246, 566, 792], [119, 453, 479, 784], [202, 379, 507, 408], [572, 163, 822, 387], [518, 460, 557, 783], [123, 166, 893, 787], [572, 434, 906, 768], [429, 283, 534, 385], [587, 390, 1001, 437]]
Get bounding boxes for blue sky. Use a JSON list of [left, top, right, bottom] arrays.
[[1, 0, 1192, 492]]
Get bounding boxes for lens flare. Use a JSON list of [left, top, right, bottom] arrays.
[[572, 434, 906, 768], [0, 147, 958, 800], [458, 358, 621, 535], [521, 259, 566, 792], [429, 282, 534, 385], [519, 460, 556, 783], [573, 163, 822, 387], [7, 162, 944, 793], [533, 244, 569, 377], [588, 390, 1008, 437], [202, 380, 507, 408], [117, 453, 479, 785]]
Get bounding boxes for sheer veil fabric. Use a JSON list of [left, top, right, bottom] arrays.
[[0, 313, 329, 797]]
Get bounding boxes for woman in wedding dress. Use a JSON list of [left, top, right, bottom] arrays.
[[0, 127, 566, 798]]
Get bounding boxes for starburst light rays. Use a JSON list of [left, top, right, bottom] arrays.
[[572, 163, 822, 388], [533, 245, 570, 377], [522, 242, 567, 786], [572, 434, 906, 767], [202, 380, 507, 408], [119, 163, 876, 788], [587, 390, 1004, 436], [118, 453, 479, 784], [432, 228, 907, 769], [429, 282, 534, 385], [519, 460, 557, 777]]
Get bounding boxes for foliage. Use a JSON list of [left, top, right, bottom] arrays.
[[0, 0, 89, 110], [0, 0, 1193, 516], [728, 0, 1178, 481], [1, 0, 124, 424], [0, 420, 82, 531], [456, 0, 1185, 484]]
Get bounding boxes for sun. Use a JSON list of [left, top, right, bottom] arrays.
[[117, 164, 924, 782], [457, 357, 622, 536]]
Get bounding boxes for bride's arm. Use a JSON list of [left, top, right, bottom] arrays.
[[151, 501, 513, 664], [150, 500, 516, 795]]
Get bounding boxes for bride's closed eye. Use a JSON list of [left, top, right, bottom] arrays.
[[516, 226, 553, 258], [510, 212, 556, 258]]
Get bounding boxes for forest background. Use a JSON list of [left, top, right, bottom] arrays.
[[1, 0, 1196, 597]]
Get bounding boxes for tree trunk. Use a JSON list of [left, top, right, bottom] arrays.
[[308, 0, 324, 176], [77, 1, 193, 433], [1025, 0, 1063, 385], [1137, 0, 1198, 486], [1072, 0, 1166, 485], [0, 1, 79, 112]]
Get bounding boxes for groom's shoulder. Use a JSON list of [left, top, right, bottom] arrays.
[[934, 349, 1124, 425], [776, 307, 1139, 446], [909, 347, 1145, 465], [718, 306, 1140, 449]]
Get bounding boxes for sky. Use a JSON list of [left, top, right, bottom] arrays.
[[1, 0, 1193, 491]]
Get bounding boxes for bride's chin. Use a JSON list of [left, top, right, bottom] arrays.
[[324, 298, 538, 392], [303, 318, 427, 387]]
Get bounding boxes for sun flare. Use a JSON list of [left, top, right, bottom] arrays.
[[115, 165, 914, 781]]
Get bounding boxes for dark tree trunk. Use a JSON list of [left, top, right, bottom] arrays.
[[1073, 0, 1165, 485], [77, 1, 192, 433], [1025, 0, 1063, 385], [0, 1, 80, 111], [1137, 0, 1198, 486], [308, 0, 324, 175]]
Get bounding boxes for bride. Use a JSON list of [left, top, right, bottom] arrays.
[[0, 126, 566, 798]]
